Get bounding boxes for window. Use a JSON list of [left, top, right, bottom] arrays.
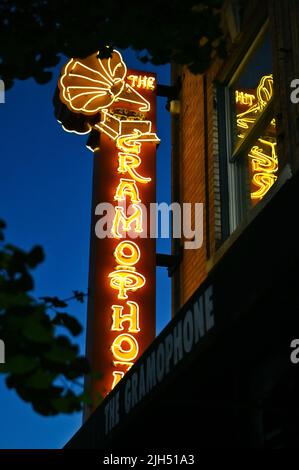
[[218, 26, 277, 234]]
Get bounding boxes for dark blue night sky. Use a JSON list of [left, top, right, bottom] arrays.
[[0, 49, 170, 448]]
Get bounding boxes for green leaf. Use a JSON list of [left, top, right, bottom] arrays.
[[79, 390, 93, 406], [72, 290, 86, 303], [63, 356, 90, 379], [0, 292, 32, 309], [51, 396, 72, 413], [51, 391, 82, 413], [55, 335, 79, 355], [5, 355, 37, 374], [23, 317, 53, 343], [44, 343, 77, 363], [0, 219, 6, 241], [26, 369, 57, 389], [0, 219, 92, 415], [26, 246, 45, 268], [52, 312, 82, 336], [40, 296, 67, 308]]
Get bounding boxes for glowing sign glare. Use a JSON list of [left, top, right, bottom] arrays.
[[109, 268, 146, 300], [111, 301, 140, 333], [114, 178, 141, 203], [235, 74, 277, 201], [111, 333, 139, 362], [113, 241, 141, 266], [58, 49, 158, 397], [59, 49, 151, 117]]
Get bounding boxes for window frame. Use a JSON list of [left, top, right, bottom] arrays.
[[217, 20, 277, 235]]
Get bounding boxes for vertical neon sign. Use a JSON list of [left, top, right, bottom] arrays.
[[55, 50, 159, 406]]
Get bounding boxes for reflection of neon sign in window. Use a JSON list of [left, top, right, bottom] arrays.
[[235, 74, 278, 201], [235, 91, 256, 106]]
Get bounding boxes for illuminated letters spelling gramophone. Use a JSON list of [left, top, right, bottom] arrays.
[[55, 49, 159, 398]]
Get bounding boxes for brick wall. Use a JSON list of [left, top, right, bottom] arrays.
[[172, 57, 223, 310], [178, 71, 206, 306], [270, 0, 299, 173]]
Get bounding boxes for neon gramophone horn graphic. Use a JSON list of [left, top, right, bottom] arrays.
[[58, 49, 150, 115], [54, 50, 157, 146], [55, 49, 158, 147]]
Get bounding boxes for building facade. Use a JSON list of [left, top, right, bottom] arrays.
[[170, 0, 299, 448], [67, 0, 299, 448]]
